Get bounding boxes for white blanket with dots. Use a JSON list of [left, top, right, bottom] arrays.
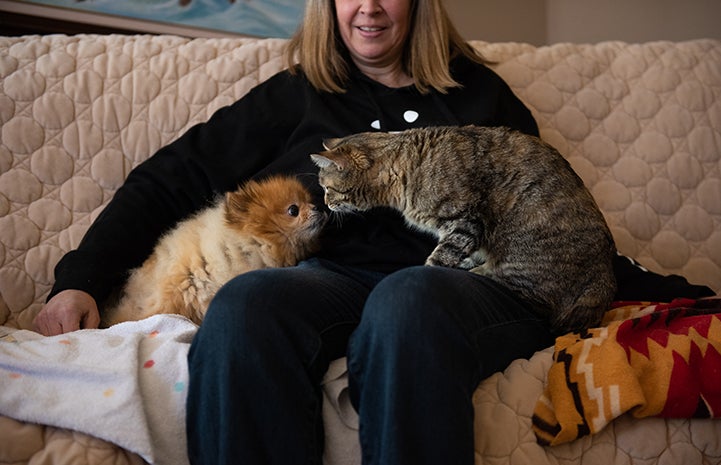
[[0, 315, 196, 465]]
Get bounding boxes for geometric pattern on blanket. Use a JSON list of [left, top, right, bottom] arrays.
[[533, 298, 721, 446]]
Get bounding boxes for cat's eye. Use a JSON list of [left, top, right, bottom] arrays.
[[287, 205, 300, 217]]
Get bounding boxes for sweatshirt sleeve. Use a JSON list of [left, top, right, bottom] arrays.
[[612, 254, 715, 300], [49, 72, 303, 306]]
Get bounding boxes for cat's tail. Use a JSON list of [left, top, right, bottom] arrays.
[[550, 274, 617, 334]]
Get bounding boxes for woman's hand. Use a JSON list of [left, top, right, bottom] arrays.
[[33, 289, 101, 336]]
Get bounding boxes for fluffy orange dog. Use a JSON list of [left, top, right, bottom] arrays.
[[104, 176, 327, 326]]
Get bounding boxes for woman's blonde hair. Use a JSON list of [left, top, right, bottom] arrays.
[[285, 0, 487, 94]]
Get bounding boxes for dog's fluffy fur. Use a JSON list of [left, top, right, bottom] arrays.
[[104, 176, 327, 326]]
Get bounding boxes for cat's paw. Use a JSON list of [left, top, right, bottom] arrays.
[[459, 250, 487, 270], [424, 258, 443, 267], [425, 244, 465, 268], [469, 264, 492, 276]]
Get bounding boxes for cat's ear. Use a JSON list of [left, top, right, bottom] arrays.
[[311, 153, 344, 170], [322, 138, 343, 150]]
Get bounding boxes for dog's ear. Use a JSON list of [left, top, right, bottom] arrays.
[[225, 182, 256, 219]]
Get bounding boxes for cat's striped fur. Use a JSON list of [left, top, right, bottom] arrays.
[[311, 125, 616, 333]]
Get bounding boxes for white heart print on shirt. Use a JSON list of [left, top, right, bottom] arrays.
[[370, 109, 420, 130]]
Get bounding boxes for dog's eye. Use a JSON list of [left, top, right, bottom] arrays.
[[287, 204, 300, 217]]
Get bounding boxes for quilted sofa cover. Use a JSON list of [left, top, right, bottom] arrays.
[[1, 35, 720, 464]]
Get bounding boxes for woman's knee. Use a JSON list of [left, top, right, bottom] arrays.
[[197, 263, 367, 364], [198, 269, 306, 354], [354, 266, 546, 351], [362, 266, 464, 324], [353, 266, 465, 352], [348, 267, 484, 398]]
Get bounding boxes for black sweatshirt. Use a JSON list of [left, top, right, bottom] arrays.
[[49, 55, 713, 307]]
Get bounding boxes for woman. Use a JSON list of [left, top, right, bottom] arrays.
[[35, 0, 713, 463]]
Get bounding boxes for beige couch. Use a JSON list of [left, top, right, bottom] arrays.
[[0, 35, 720, 465]]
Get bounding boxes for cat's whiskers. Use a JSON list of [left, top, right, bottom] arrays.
[[327, 211, 345, 228], [327, 208, 363, 228]]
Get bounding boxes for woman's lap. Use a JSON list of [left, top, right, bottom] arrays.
[[186, 260, 554, 465]]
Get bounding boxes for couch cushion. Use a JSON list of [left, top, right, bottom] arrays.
[[0, 35, 288, 327], [0, 36, 719, 329], [478, 40, 721, 293]]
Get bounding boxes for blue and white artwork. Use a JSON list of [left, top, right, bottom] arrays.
[[22, 0, 304, 38]]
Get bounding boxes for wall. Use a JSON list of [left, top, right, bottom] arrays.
[[444, 0, 721, 45], [546, 0, 721, 44], [444, 0, 546, 44]]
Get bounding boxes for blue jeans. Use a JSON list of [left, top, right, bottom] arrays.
[[186, 259, 554, 465]]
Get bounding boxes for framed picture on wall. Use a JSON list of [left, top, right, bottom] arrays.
[[0, 0, 304, 38]]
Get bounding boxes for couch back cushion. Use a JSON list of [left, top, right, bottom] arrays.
[[479, 40, 720, 295], [0, 36, 719, 328]]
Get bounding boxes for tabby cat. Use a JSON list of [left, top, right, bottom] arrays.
[[311, 125, 616, 333], [104, 176, 327, 326]]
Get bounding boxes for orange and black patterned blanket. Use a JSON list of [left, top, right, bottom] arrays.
[[533, 298, 721, 446]]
